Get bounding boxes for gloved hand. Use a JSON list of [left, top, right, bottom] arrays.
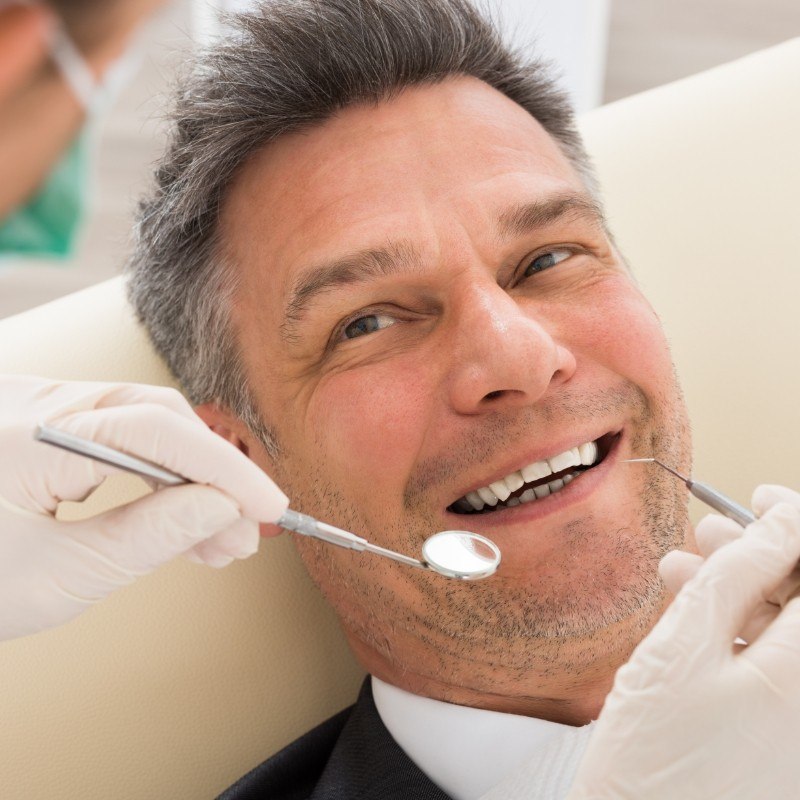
[[567, 485, 800, 800], [659, 485, 800, 637], [0, 374, 288, 642]]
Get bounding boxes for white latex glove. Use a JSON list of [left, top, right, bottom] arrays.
[[567, 485, 800, 800], [659, 485, 800, 639], [0, 374, 288, 642]]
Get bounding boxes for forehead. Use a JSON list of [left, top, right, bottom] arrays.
[[221, 76, 584, 322]]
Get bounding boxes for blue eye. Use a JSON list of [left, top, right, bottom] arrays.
[[342, 313, 396, 340], [524, 249, 572, 277]]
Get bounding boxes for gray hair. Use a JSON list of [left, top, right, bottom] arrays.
[[126, 0, 598, 457]]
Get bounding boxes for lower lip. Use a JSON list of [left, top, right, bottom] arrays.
[[445, 432, 624, 531]]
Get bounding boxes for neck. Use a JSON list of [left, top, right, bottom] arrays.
[[347, 632, 620, 727], [345, 591, 670, 727]]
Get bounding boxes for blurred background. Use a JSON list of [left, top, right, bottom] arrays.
[[0, 0, 798, 319]]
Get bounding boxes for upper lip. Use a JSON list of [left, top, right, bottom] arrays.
[[445, 428, 619, 508]]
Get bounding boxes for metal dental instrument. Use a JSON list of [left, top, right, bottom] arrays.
[[624, 458, 756, 527], [34, 424, 501, 580]]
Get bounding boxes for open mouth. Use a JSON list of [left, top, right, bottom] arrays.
[[447, 432, 618, 515]]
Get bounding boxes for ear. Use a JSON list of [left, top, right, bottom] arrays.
[[193, 402, 251, 455], [194, 402, 277, 471], [194, 402, 282, 539], [193, 401, 277, 473], [193, 403, 280, 480]]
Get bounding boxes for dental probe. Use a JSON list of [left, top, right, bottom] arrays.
[[624, 458, 756, 527], [33, 424, 501, 580]]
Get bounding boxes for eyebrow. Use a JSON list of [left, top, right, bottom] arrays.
[[281, 192, 606, 341], [497, 192, 606, 240], [281, 240, 421, 340]]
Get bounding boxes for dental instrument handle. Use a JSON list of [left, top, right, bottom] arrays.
[[277, 509, 427, 570], [361, 541, 428, 570], [277, 509, 367, 549], [34, 424, 430, 570], [35, 424, 188, 487], [687, 480, 756, 528]]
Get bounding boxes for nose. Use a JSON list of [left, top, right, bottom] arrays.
[[445, 283, 577, 415]]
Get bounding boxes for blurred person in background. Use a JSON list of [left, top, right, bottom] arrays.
[[0, 0, 167, 260]]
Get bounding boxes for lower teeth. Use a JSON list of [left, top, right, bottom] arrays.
[[456, 470, 583, 514]]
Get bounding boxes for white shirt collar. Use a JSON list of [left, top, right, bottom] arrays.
[[372, 675, 587, 800]]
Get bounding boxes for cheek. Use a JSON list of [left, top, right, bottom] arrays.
[[568, 278, 674, 387], [307, 358, 433, 496]]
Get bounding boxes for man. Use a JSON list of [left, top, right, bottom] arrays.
[[132, 0, 691, 720], [2, 1, 799, 798]]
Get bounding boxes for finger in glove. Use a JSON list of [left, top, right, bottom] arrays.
[[658, 550, 702, 596], [67, 484, 242, 576], [187, 517, 261, 567], [694, 513, 743, 558], [753, 484, 800, 516]]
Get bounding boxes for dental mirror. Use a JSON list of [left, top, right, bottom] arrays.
[[421, 530, 501, 579], [34, 424, 502, 581]]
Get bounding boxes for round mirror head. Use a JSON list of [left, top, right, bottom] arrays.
[[421, 531, 501, 580]]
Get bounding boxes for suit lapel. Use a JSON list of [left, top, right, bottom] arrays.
[[311, 679, 452, 800]]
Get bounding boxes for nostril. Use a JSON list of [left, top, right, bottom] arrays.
[[483, 388, 525, 403]]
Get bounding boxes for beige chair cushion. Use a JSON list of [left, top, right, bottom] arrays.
[[581, 37, 800, 511], [0, 37, 798, 800]]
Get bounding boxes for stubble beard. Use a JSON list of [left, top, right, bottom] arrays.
[[265, 376, 692, 688]]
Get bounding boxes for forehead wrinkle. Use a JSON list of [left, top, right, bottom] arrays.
[[280, 239, 422, 342], [497, 193, 607, 241]]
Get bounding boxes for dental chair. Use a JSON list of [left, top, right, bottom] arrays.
[[1, 39, 798, 800]]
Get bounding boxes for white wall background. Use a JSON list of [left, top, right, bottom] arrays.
[[492, 0, 611, 112], [192, 0, 611, 112]]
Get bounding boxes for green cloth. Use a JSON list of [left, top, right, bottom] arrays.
[[0, 135, 88, 260]]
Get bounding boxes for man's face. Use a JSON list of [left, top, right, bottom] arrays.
[[220, 77, 692, 717]]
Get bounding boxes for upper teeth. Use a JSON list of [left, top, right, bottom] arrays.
[[460, 440, 598, 512]]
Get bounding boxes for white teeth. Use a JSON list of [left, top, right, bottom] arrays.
[[579, 441, 598, 466], [521, 460, 551, 483], [504, 471, 525, 493], [477, 486, 499, 506], [454, 437, 602, 512], [489, 479, 511, 502], [548, 447, 581, 473], [465, 491, 485, 511]]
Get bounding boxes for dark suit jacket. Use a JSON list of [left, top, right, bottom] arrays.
[[218, 679, 452, 800]]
